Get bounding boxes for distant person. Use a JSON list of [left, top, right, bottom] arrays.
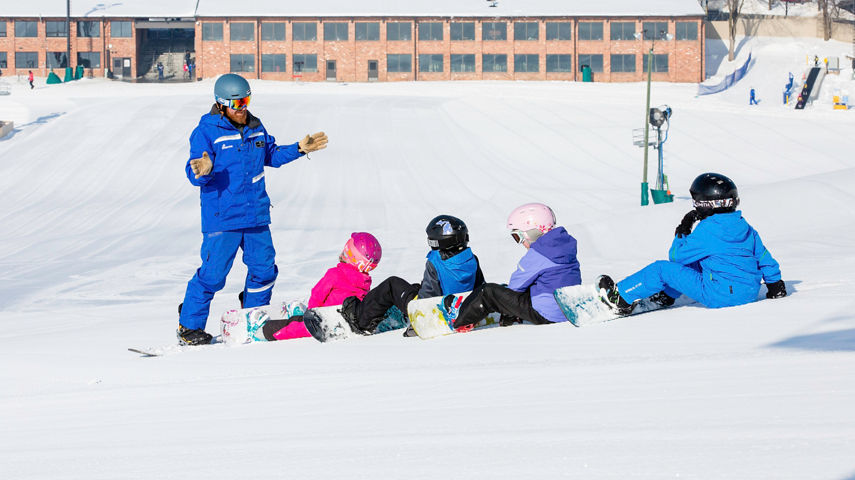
[[749, 87, 759, 105], [189, 61, 195, 81], [28, 70, 34, 89], [176, 73, 328, 346], [157, 62, 164, 81], [183, 62, 189, 80]]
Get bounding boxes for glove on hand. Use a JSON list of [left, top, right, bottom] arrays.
[[298, 131, 328, 153], [675, 210, 699, 238], [765, 280, 787, 299], [190, 151, 212, 179]]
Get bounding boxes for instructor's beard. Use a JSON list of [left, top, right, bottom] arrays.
[[223, 106, 248, 125]]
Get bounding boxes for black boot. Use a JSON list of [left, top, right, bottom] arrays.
[[339, 296, 371, 335], [238, 291, 245, 308], [597, 275, 635, 315], [648, 291, 676, 308], [177, 325, 213, 346]]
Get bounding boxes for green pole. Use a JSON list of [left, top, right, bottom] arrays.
[[641, 44, 653, 206]]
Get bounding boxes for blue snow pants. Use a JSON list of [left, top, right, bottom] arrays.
[[616, 260, 760, 309], [179, 226, 278, 330]]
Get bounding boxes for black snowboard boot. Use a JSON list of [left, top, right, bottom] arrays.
[[177, 325, 213, 346], [597, 275, 635, 316], [648, 291, 676, 308], [339, 296, 370, 335], [238, 291, 245, 308]]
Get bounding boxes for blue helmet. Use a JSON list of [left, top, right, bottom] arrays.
[[214, 74, 251, 107]]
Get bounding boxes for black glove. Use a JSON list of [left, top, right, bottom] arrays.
[[765, 280, 787, 299], [674, 210, 699, 238]]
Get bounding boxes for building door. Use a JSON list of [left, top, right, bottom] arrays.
[[113, 57, 131, 78], [122, 58, 132, 77], [368, 60, 378, 81], [326, 60, 336, 81]]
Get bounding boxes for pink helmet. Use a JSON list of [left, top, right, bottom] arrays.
[[340, 232, 382, 273], [507, 203, 556, 244]]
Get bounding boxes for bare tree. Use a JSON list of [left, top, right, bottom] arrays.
[[727, 0, 745, 61], [817, 0, 841, 41]]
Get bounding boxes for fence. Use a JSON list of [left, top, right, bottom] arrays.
[[698, 52, 752, 95]]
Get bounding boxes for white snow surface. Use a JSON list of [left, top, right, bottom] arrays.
[[1, 36, 855, 479]]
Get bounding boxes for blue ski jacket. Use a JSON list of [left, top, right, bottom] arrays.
[[668, 211, 781, 302], [186, 106, 304, 233], [508, 227, 582, 322], [419, 248, 485, 298]]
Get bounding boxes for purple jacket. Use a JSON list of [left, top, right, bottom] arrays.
[[508, 227, 581, 322]]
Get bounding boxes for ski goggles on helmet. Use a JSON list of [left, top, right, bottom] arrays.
[[692, 198, 736, 210], [510, 228, 545, 245], [217, 95, 251, 111]]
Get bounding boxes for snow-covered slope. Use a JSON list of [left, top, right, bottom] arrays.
[[1, 39, 854, 479]]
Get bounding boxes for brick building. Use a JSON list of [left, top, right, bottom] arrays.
[[0, 1, 705, 83]]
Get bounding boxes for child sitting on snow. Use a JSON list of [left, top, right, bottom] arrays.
[[598, 172, 786, 315], [451, 203, 581, 330], [260, 232, 382, 340], [338, 215, 485, 336]]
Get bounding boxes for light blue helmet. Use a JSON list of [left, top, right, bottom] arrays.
[[214, 73, 251, 107]]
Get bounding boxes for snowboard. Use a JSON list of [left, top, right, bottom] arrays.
[[407, 292, 500, 340], [220, 300, 307, 344], [553, 284, 666, 327], [302, 304, 407, 343]]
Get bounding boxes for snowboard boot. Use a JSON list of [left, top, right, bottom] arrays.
[[238, 291, 245, 308], [597, 275, 635, 316], [177, 325, 213, 346], [648, 291, 676, 308], [402, 323, 418, 337], [338, 296, 371, 335]]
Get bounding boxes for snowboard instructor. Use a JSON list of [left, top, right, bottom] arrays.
[[177, 73, 328, 345]]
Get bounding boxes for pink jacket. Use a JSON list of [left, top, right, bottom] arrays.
[[308, 262, 372, 308]]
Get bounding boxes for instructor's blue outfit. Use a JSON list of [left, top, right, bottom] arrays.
[[617, 211, 782, 308], [180, 106, 304, 329]]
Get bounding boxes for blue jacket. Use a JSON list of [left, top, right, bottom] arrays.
[[418, 248, 485, 298], [669, 211, 781, 298], [186, 106, 304, 233], [508, 227, 581, 322]]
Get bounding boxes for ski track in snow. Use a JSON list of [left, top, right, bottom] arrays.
[[1, 36, 855, 479]]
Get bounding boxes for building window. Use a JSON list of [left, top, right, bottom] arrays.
[[450, 54, 475, 72], [323, 22, 348, 41], [418, 22, 443, 41], [355, 22, 379, 41], [111, 21, 132, 38], [482, 22, 507, 41], [292, 23, 317, 41], [419, 54, 443, 72], [47, 52, 68, 68], [578, 54, 603, 72], [0, 22, 6, 37], [15, 52, 37, 68], [15, 21, 38, 37], [77, 52, 101, 68], [642, 22, 669, 40], [546, 54, 572, 73], [610, 22, 636, 41], [46, 21, 68, 38], [261, 54, 286, 72], [579, 22, 603, 40], [514, 54, 539, 73], [611, 54, 636, 72], [77, 20, 99, 38], [292, 54, 318, 72], [231, 23, 254, 42], [450, 22, 474, 41], [230, 54, 254, 72], [546, 22, 571, 41], [261, 23, 285, 41], [643, 54, 669, 73], [0, 52, 6, 68], [387, 22, 411, 41], [514, 22, 539, 41], [482, 54, 507, 72], [676, 22, 698, 40], [386, 54, 411, 72], [202, 22, 223, 41]]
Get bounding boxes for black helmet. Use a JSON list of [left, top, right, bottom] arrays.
[[689, 172, 739, 214], [426, 215, 469, 253]]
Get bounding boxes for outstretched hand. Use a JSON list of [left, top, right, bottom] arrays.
[[190, 151, 212, 179], [674, 210, 699, 238], [299, 131, 328, 154]]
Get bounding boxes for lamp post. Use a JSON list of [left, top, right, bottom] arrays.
[[634, 28, 673, 206]]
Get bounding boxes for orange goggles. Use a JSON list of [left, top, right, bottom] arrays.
[[219, 95, 251, 111]]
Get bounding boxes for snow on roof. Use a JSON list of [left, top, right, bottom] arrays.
[[4, 0, 705, 19]]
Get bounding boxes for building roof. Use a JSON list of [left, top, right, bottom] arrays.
[[4, 0, 705, 18]]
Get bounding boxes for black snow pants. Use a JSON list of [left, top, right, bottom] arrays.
[[355, 276, 420, 332], [453, 283, 551, 329]]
